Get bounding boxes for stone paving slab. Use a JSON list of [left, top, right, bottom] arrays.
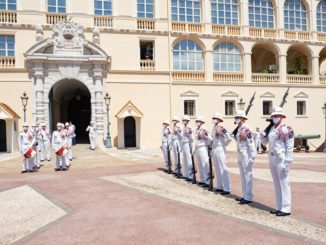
[[101, 171, 326, 244], [0, 184, 71, 245]]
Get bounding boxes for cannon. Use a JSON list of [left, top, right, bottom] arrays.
[[294, 134, 321, 151]]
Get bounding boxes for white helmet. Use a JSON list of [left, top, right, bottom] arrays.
[[36, 121, 40, 126], [23, 122, 28, 127], [56, 122, 61, 127], [271, 106, 286, 118], [65, 122, 69, 126], [212, 112, 223, 122], [182, 115, 190, 121], [235, 110, 248, 120], [163, 120, 169, 125], [90, 121, 95, 124], [172, 116, 180, 122], [31, 123, 36, 127], [195, 116, 205, 123], [41, 123, 46, 127]]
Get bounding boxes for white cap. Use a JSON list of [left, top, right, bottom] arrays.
[[172, 116, 180, 122], [182, 115, 190, 121], [41, 123, 46, 127], [271, 106, 286, 118], [65, 122, 69, 126], [31, 123, 36, 127], [212, 112, 223, 122], [90, 121, 95, 124], [23, 122, 28, 127], [235, 110, 248, 120], [195, 116, 205, 123], [163, 120, 169, 125], [56, 122, 61, 127]]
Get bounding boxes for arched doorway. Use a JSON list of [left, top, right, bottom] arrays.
[[0, 119, 6, 152], [49, 79, 91, 143], [124, 116, 136, 148]]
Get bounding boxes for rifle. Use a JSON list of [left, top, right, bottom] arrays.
[[189, 143, 197, 184], [166, 142, 172, 174], [176, 144, 181, 179], [207, 144, 214, 191], [232, 92, 256, 136], [264, 87, 290, 136]]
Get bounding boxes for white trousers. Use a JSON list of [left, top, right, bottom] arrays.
[[40, 141, 50, 161], [56, 155, 67, 169], [237, 152, 254, 201], [182, 143, 192, 178], [269, 155, 291, 213], [255, 139, 262, 153], [161, 142, 170, 169], [67, 138, 73, 160], [22, 158, 34, 171], [89, 134, 96, 150], [172, 140, 182, 173], [196, 146, 209, 184], [33, 147, 40, 167], [212, 147, 230, 192]]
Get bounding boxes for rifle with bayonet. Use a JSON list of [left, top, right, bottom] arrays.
[[207, 144, 214, 191], [189, 143, 197, 184], [264, 87, 290, 137], [232, 92, 256, 136], [176, 144, 181, 178], [166, 142, 172, 173]]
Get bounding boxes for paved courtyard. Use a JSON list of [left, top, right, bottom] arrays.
[[0, 145, 326, 244]]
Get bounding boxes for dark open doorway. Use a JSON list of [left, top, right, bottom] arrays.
[[49, 79, 91, 143], [0, 119, 6, 152], [124, 116, 136, 148]]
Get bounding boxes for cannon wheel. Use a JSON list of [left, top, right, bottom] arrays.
[[305, 145, 309, 151]]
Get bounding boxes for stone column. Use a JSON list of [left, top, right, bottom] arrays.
[[240, 0, 249, 36], [205, 50, 213, 82], [33, 63, 45, 124], [203, 0, 212, 33], [93, 64, 105, 141], [278, 54, 287, 84], [243, 52, 252, 83], [312, 55, 320, 84], [311, 0, 318, 40], [277, 4, 284, 39]]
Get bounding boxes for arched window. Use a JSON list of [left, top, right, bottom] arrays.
[[137, 0, 154, 18], [94, 0, 112, 16], [173, 39, 203, 71], [317, 0, 326, 32], [248, 0, 274, 28], [211, 0, 238, 26], [213, 42, 241, 72], [171, 0, 201, 23], [284, 0, 307, 31]]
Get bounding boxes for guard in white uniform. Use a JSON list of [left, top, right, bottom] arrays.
[[261, 107, 294, 216], [161, 120, 172, 171], [40, 123, 51, 161], [233, 110, 256, 204], [86, 121, 97, 150], [171, 116, 183, 174], [36, 121, 41, 153], [194, 116, 212, 186], [211, 113, 232, 195], [52, 123, 67, 171], [31, 123, 41, 168], [181, 115, 194, 180], [69, 121, 76, 145], [65, 122, 74, 161], [254, 127, 262, 154], [18, 123, 36, 173]]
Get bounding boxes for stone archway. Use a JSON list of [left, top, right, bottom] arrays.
[[24, 20, 110, 144]]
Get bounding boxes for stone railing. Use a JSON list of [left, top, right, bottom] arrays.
[[46, 13, 67, 25], [317, 33, 326, 42], [286, 74, 312, 84], [0, 57, 15, 68], [172, 71, 205, 82], [213, 73, 244, 82], [94, 16, 113, 27], [0, 11, 17, 23], [212, 25, 241, 36], [140, 60, 155, 71], [137, 18, 155, 30], [284, 30, 311, 40], [249, 28, 278, 38], [319, 76, 326, 84], [171, 22, 203, 33], [252, 73, 280, 83]]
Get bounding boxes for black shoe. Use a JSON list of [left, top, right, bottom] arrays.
[[221, 191, 230, 195], [47, 159, 50, 161], [37, 166, 40, 169], [236, 197, 244, 201], [276, 211, 291, 216], [21, 170, 27, 173], [29, 169, 34, 173], [69, 159, 72, 161], [214, 189, 223, 192], [185, 178, 192, 182], [62, 168, 67, 171], [198, 182, 205, 186], [203, 184, 209, 187], [55, 168, 61, 171], [270, 210, 280, 215], [163, 169, 168, 172], [239, 199, 252, 205], [41, 160, 44, 162]]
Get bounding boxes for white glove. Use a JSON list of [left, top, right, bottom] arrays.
[[260, 131, 266, 137]]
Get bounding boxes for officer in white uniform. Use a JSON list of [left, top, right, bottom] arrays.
[[181, 115, 194, 180], [18, 123, 36, 173], [171, 116, 183, 174], [52, 122, 67, 171], [194, 116, 212, 186], [40, 123, 51, 161], [86, 121, 97, 150], [161, 120, 172, 171], [233, 110, 256, 204], [65, 122, 74, 161], [36, 121, 41, 152], [69, 121, 76, 145], [31, 123, 41, 169], [261, 107, 294, 216], [254, 127, 262, 154], [211, 112, 232, 195]]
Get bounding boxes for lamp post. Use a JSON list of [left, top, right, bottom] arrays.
[[104, 92, 112, 148], [322, 102, 326, 152], [20, 92, 28, 122], [238, 97, 246, 111]]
